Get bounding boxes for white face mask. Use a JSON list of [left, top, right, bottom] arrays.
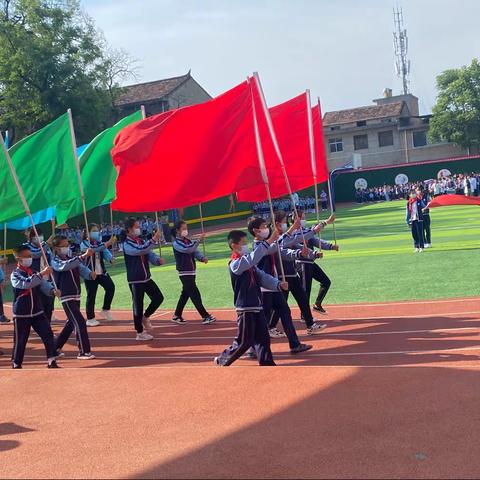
[[59, 247, 70, 256], [90, 231, 100, 241], [20, 258, 33, 268], [133, 228, 141, 237], [300, 220, 306, 228], [281, 223, 288, 233], [180, 229, 189, 238], [240, 245, 250, 256], [36, 235, 44, 244], [258, 228, 270, 239]]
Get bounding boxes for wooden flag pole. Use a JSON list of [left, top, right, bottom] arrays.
[[249, 77, 286, 282], [154, 211, 162, 257], [198, 203, 206, 256], [252, 72, 306, 245], [67, 109, 93, 267], [0, 135, 57, 289]]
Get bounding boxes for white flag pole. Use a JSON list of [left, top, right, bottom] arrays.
[[198, 203, 206, 256], [306, 90, 322, 251], [0, 135, 57, 289], [67, 109, 93, 267], [252, 72, 306, 245], [317, 97, 337, 245], [249, 77, 286, 282]]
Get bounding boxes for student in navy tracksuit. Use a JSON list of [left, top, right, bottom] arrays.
[[171, 220, 216, 325], [215, 230, 283, 366], [293, 211, 339, 314], [0, 259, 9, 325], [269, 210, 333, 335], [417, 187, 432, 248], [51, 235, 96, 359], [406, 191, 426, 252], [80, 224, 116, 327], [123, 218, 165, 341], [248, 217, 312, 354], [10, 244, 60, 369], [23, 227, 55, 323]]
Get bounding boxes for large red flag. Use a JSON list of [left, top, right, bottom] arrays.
[[427, 194, 480, 208], [236, 92, 329, 202], [111, 80, 274, 212]]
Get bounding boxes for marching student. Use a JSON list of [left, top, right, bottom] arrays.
[[0, 257, 10, 325], [51, 235, 96, 359], [171, 220, 216, 325], [269, 210, 332, 335], [23, 226, 55, 323], [214, 229, 283, 366], [406, 190, 425, 253], [123, 218, 165, 341], [80, 224, 116, 326], [416, 187, 432, 248], [248, 217, 312, 354], [293, 210, 339, 315], [10, 244, 61, 369], [320, 190, 328, 211]]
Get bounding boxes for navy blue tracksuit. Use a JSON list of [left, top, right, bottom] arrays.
[[51, 255, 93, 355], [172, 237, 209, 318], [24, 241, 55, 322], [124, 236, 163, 333], [10, 266, 56, 366], [217, 241, 279, 366]]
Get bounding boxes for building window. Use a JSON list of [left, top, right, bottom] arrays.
[[328, 138, 343, 153], [378, 130, 394, 147], [356, 120, 367, 127], [413, 131, 428, 147], [330, 126, 340, 131], [354, 134, 368, 150]]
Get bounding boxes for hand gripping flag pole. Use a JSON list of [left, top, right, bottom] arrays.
[[0, 134, 58, 289]]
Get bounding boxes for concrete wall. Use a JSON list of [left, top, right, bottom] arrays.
[[166, 77, 211, 110]]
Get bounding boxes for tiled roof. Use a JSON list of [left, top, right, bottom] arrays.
[[323, 102, 405, 126], [115, 73, 191, 106]]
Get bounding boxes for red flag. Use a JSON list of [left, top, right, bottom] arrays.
[[111, 81, 271, 212], [236, 92, 329, 202], [427, 194, 480, 208]]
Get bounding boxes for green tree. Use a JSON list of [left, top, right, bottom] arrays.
[[429, 58, 480, 153], [0, 0, 136, 144]]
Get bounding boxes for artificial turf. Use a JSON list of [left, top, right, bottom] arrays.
[[3, 200, 479, 311]]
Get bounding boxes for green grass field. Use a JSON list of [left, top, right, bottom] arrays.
[[4, 201, 479, 311]]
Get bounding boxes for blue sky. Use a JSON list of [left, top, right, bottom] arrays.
[[82, 0, 479, 114]]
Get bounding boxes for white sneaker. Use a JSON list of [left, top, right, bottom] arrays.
[[86, 319, 100, 327], [269, 328, 286, 338], [142, 316, 153, 331], [101, 310, 114, 321], [77, 352, 96, 360], [425, 243, 431, 248], [414, 248, 419, 253], [418, 248, 423, 253], [136, 332, 153, 341], [306, 322, 327, 335]]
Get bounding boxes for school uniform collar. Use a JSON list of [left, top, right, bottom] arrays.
[[17, 264, 33, 276]]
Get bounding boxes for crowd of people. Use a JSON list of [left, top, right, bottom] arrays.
[[0, 209, 338, 368], [355, 171, 480, 203]]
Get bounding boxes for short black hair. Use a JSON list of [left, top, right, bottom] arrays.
[[227, 230, 246, 249], [52, 235, 68, 247], [172, 220, 186, 238], [247, 217, 267, 236], [13, 244, 30, 255], [26, 227, 43, 240], [124, 217, 137, 231], [274, 210, 287, 223]]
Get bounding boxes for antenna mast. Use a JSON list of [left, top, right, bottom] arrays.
[[393, 6, 411, 95]]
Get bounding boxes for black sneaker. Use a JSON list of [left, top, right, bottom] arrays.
[[290, 343, 313, 354], [171, 315, 187, 324], [312, 304, 328, 315], [0, 315, 10, 324], [12, 364, 22, 369], [48, 360, 60, 369], [202, 315, 217, 325]]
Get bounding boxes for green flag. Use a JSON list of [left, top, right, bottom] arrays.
[[0, 113, 77, 224], [56, 110, 143, 224]]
